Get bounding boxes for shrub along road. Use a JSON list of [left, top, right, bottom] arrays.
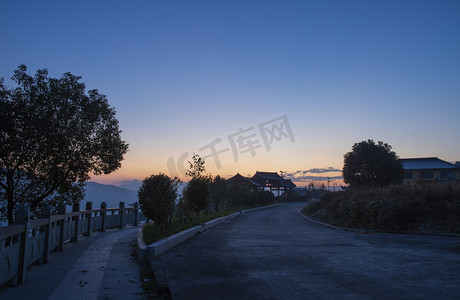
[[159, 202, 460, 299]]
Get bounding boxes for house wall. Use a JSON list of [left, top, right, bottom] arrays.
[[403, 169, 460, 183]]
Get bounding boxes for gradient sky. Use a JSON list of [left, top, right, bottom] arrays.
[[1, 0, 459, 186]]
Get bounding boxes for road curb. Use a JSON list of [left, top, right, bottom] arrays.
[[136, 227, 147, 264], [298, 210, 366, 233], [138, 203, 286, 260], [137, 203, 287, 294]]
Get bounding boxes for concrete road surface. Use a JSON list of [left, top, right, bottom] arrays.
[[160, 203, 460, 300]]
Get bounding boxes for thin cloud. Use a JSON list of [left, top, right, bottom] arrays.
[[283, 167, 342, 183], [304, 167, 341, 174], [292, 175, 343, 182], [285, 167, 341, 178]]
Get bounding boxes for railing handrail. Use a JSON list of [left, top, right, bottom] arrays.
[[0, 201, 146, 287]]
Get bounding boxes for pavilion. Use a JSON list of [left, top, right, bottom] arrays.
[[226, 171, 296, 195]]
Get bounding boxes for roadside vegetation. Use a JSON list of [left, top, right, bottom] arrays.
[[139, 154, 276, 245], [303, 140, 460, 234], [303, 183, 460, 233]]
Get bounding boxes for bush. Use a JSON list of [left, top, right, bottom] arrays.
[[227, 184, 253, 208], [209, 175, 228, 212], [183, 177, 210, 215], [255, 190, 275, 205], [302, 182, 460, 233], [138, 173, 180, 232]]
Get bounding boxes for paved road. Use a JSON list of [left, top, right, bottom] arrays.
[[0, 226, 146, 300], [160, 203, 460, 300]]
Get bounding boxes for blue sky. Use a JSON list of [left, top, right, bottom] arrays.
[[1, 0, 459, 185]]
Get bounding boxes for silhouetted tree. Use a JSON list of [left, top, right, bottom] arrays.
[[0, 65, 128, 224], [208, 175, 228, 212], [183, 177, 209, 215], [227, 183, 253, 208], [255, 190, 274, 205], [342, 139, 404, 187], [185, 153, 207, 178], [138, 173, 179, 232], [182, 153, 211, 215]]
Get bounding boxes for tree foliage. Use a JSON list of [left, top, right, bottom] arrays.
[[254, 190, 274, 205], [208, 175, 228, 212], [182, 153, 211, 215], [138, 173, 180, 232], [342, 139, 404, 187], [227, 183, 254, 207], [183, 177, 209, 215], [185, 153, 207, 178], [0, 65, 129, 224]]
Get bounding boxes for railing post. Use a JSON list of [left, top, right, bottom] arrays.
[[133, 202, 139, 226], [119, 202, 125, 229], [72, 202, 80, 212], [72, 202, 79, 242], [13, 206, 30, 286], [57, 202, 66, 251], [85, 202, 92, 236], [100, 202, 107, 232], [40, 204, 52, 263]]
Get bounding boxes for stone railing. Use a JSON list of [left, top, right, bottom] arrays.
[[0, 201, 145, 287]]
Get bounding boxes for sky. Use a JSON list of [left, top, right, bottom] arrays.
[[1, 0, 459, 186]]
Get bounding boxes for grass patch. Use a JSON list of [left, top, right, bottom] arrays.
[[302, 182, 460, 233]]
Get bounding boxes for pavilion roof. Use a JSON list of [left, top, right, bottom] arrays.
[[252, 171, 283, 181]]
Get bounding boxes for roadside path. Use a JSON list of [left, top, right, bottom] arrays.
[[0, 226, 145, 300], [160, 203, 460, 299]]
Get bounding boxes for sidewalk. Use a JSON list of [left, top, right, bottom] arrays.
[[0, 226, 146, 300]]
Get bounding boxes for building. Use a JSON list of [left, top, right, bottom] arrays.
[[251, 171, 296, 192], [400, 157, 460, 183], [226, 173, 263, 188], [226, 171, 296, 194]]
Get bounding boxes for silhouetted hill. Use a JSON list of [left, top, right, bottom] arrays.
[[118, 179, 143, 192], [84, 182, 138, 209], [117, 179, 187, 195]]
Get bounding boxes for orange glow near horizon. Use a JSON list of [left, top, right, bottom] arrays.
[[90, 155, 344, 187], [90, 137, 345, 186]]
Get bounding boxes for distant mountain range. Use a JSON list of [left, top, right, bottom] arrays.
[[83, 182, 138, 209], [83, 180, 188, 209], [117, 179, 143, 191]]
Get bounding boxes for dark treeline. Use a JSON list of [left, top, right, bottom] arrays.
[[138, 155, 281, 244]]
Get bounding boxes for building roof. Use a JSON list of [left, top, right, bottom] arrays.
[[226, 173, 251, 184], [251, 171, 283, 187], [281, 179, 296, 188], [251, 171, 296, 188], [226, 173, 264, 187], [252, 171, 284, 180], [227, 171, 296, 189], [400, 157, 460, 170]]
